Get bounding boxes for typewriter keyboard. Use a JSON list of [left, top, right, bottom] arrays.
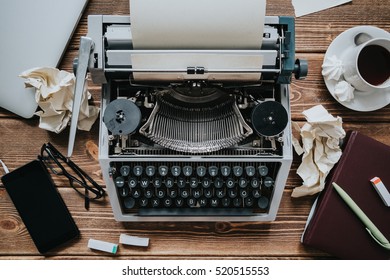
[[109, 162, 281, 215]]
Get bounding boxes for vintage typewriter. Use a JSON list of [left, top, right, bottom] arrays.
[[71, 1, 307, 221]]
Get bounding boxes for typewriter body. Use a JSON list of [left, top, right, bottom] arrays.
[[81, 11, 307, 221]]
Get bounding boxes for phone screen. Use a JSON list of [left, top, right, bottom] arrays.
[[1, 160, 79, 254]]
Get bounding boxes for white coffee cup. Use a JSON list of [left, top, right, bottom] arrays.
[[342, 35, 390, 92]]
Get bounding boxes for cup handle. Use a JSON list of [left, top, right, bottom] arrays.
[[354, 32, 373, 45]]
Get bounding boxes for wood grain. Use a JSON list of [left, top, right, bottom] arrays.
[[1, 0, 390, 259]]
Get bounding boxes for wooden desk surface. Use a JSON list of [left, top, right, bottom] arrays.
[[0, 0, 389, 259]]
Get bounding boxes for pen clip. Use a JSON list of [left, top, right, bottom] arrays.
[[366, 228, 390, 250]]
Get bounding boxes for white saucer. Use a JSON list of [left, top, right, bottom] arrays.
[[323, 26, 390, 112]]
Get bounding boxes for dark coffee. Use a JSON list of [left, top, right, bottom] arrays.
[[357, 45, 390, 86]]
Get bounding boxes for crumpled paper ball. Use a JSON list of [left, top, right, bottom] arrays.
[[291, 105, 346, 197], [19, 67, 99, 134]]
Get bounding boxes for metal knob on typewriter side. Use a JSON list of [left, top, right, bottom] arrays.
[[294, 58, 309, 80]]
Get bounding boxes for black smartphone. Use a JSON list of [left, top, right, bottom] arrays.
[[1, 159, 79, 254]]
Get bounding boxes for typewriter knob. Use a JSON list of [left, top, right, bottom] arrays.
[[294, 58, 308, 80]]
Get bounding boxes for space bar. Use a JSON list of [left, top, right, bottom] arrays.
[[138, 208, 254, 216]]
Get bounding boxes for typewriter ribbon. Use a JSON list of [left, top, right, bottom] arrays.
[[103, 99, 141, 136]]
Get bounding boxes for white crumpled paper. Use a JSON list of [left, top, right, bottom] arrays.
[[291, 105, 345, 197], [20, 67, 99, 133]]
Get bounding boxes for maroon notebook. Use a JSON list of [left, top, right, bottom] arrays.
[[301, 131, 390, 259]]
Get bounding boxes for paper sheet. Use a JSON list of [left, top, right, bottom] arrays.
[[292, 0, 352, 17], [20, 67, 99, 134], [291, 105, 346, 197], [130, 0, 266, 50], [131, 52, 263, 82], [130, 0, 266, 82]]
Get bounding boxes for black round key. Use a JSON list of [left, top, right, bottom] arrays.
[[258, 196, 269, 209], [192, 188, 202, 199], [151, 198, 160, 207], [165, 177, 174, 188], [156, 189, 165, 198], [202, 177, 211, 188], [199, 198, 208, 207], [245, 166, 256, 176], [216, 189, 225, 198], [190, 177, 199, 188], [168, 189, 178, 198], [222, 197, 230, 207], [221, 166, 231, 177], [177, 177, 186, 188], [252, 189, 261, 198], [153, 178, 162, 188], [251, 178, 260, 188], [158, 165, 168, 176], [233, 198, 242, 207], [214, 177, 224, 188], [240, 189, 249, 198], [264, 176, 274, 188], [131, 188, 141, 198], [258, 166, 268, 176], [145, 166, 156, 177], [228, 189, 238, 198], [164, 198, 172, 207], [204, 189, 213, 198], [210, 198, 219, 207], [123, 197, 135, 209], [115, 176, 125, 188], [226, 178, 235, 188], [244, 197, 254, 207], [183, 166, 193, 177], [139, 198, 148, 207], [232, 166, 243, 177], [128, 177, 137, 188], [120, 165, 130, 176], [175, 198, 184, 207], [196, 166, 206, 177], [171, 166, 181, 177], [140, 177, 149, 188], [187, 198, 196, 207], [133, 165, 143, 176], [180, 188, 190, 198], [144, 188, 153, 198], [238, 177, 248, 188], [208, 166, 218, 176], [119, 187, 129, 197]]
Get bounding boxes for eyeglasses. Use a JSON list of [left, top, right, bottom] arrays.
[[39, 142, 105, 210]]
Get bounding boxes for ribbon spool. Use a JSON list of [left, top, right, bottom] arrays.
[[251, 100, 288, 137], [103, 99, 141, 135]]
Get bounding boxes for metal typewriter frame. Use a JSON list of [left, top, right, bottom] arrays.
[[85, 15, 302, 222]]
